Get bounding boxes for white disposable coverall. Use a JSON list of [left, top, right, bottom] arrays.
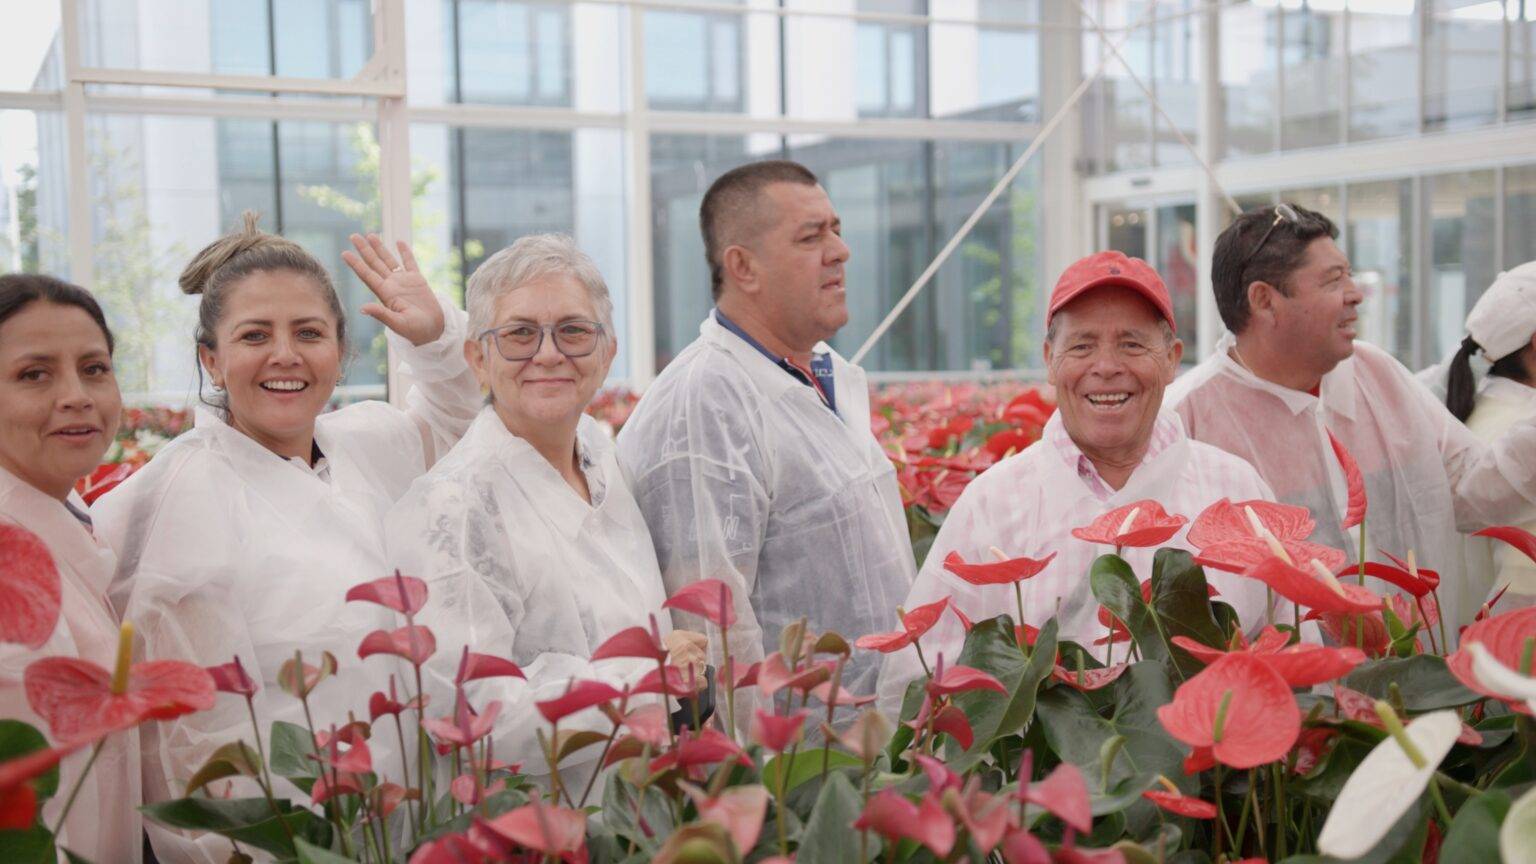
[[1167, 334, 1536, 635], [617, 313, 917, 716], [1463, 376, 1536, 600], [875, 411, 1275, 718], [384, 408, 669, 796], [94, 304, 480, 864], [0, 466, 141, 864]]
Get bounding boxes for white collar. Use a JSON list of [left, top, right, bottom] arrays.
[[1210, 331, 1359, 421]]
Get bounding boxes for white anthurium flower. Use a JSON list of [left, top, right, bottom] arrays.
[[1467, 641, 1536, 713], [1317, 708, 1462, 859], [1502, 784, 1536, 864]]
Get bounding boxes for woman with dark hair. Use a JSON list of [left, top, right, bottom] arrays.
[[1439, 261, 1536, 602], [92, 215, 482, 864], [0, 274, 141, 862]]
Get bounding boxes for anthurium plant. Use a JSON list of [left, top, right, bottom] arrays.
[[4, 397, 1536, 863]]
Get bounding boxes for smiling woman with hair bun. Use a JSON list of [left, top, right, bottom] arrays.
[[91, 213, 482, 864]]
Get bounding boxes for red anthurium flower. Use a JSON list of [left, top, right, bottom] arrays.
[[75, 461, 135, 506], [313, 721, 371, 750], [942, 550, 1056, 586], [1051, 662, 1129, 691], [1475, 525, 1536, 568], [1183, 745, 1216, 775], [854, 597, 949, 653], [853, 789, 955, 858], [1244, 556, 1383, 615], [1331, 686, 1483, 745], [949, 784, 1012, 853], [205, 656, 257, 697], [926, 664, 1006, 698], [1071, 500, 1189, 548], [481, 801, 587, 856], [590, 625, 668, 663], [369, 782, 415, 821], [1256, 644, 1366, 687], [1018, 761, 1092, 833], [1001, 828, 1052, 864], [612, 703, 669, 748], [663, 579, 736, 629], [1143, 787, 1217, 819], [1189, 498, 1347, 575], [1446, 607, 1536, 713], [916, 754, 963, 795], [536, 680, 623, 724], [358, 625, 436, 666], [930, 704, 974, 750], [985, 427, 1035, 460], [684, 784, 770, 856], [313, 735, 372, 774], [25, 624, 215, 744], [729, 661, 760, 690], [808, 680, 876, 707], [1376, 549, 1440, 592], [634, 664, 697, 698], [1156, 652, 1300, 769], [0, 782, 35, 830], [368, 677, 425, 723], [1291, 726, 1340, 775], [450, 773, 507, 806], [311, 771, 364, 804], [1093, 606, 1132, 646], [750, 709, 807, 753], [456, 650, 525, 685], [424, 699, 502, 748], [345, 572, 429, 617], [0, 743, 74, 829], [407, 834, 496, 864], [755, 654, 833, 699], [0, 522, 62, 650], [1311, 610, 1392, 658], [650, 727, 751, 774], [1328, 431, 1367, 531], [948, 602, 976, 633], [1016, 623, 1041, 647], [1348, 559, 1435, 598]]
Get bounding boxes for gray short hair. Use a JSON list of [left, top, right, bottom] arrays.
[[465, 233, 615, 338]]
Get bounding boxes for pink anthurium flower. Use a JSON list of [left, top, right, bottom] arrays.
[[345, 571, 428, 617], [1155, 652, 1300, 769], [1189, 498, 1348, 575], [1327, 431, 1368, 530], [807, 680, 876, 708], [424, 699, 502, 748], [589, 625, 668, 663], [1017, 761, 1092, 833], [1143, 788, 1217, 819], [480, 801, 588, 857], [756, 654, 833, 699], [853, 789, 955, 858], [942, 549, 1057, 585], [607, 702, 669, 748], [310, 771, 364, 804], [929, 704, 974, 750], [926, 663, 1006, 698], [312, 733, 372, 774], [1448, 607, 1536, 714], [633, 665, 697, 698], [946, 782, 1012, 853], [1051, 661, 1130, 692], [750, 709, 807, 753], [450, 773, 507, 806], [650, 727, 751, 774], [358, 624, 436, 666], [536, 680, 623, 724], [204, 656, 257, 697], [1243, 556, 1382, 615], [683, 783, 770, 856], [1170, 629, 1364, 687], [1331, 686, 1482, 746], [854, 597, 949, 654], [277, 651, 338, 699], [663, 579, 736, 629], [456, 648, 525, 684], [368, 782, 415, 821], [1071, 500, 1189, 548], [24, 623, 215, 744], [368, 676, 425, 722], [0, 523, 61, 650]]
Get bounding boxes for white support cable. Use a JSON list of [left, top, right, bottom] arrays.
[[848, 19, 1139, 365], [1072, 0, 1242, 218]]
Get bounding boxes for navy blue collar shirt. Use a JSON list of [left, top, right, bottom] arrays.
[[713, 308, 838, 416]]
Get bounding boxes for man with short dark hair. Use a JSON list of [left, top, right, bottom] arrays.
[[618, 160, 916, 717], [1168, 203, 1536, 632]]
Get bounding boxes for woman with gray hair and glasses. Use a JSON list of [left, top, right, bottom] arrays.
[[383, 234, 706, 801]]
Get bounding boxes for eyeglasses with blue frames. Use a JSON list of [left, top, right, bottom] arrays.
[[478, 319, 605, 361], [1237, 203, 1300, 276]]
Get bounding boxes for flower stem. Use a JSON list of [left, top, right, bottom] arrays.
[[1429, 773, 1455, 826], [578, 720, 621, 808], [821, 654, 846, 781], [50, 739, 104, 837], [1013, 582, 1029, 657], [913, 642, 932, 678]]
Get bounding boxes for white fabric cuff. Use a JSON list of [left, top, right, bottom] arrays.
[[386, 293, 468, 382]]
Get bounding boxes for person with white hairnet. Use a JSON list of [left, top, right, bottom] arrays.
[[1167, 204, 1536, 634], [384, 234, 707, 798], [1430, 262, 1536, 603], [617, 160, 917, 721]]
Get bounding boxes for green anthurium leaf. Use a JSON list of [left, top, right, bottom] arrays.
[[268, 721, 319, 783], [0, 825, 55, 864], [795, 771, 867, 864], [1090, 555, 1188, 679], [140, 797, 330, 858], [0, 720, 59, 800], [294, 838, 354, 864], [1036, 661, 1185, 797], [1439, 789, 1510, 864], [185, 741, 263, 796], [944, 616, 1059, 773], [762, 748, 863, 797], [1342, 656, 1479, 711], [1502, 784, 1536, 864], [1147, 549, 1226, 651], [601, 769, 674, 854], [1092, 772, 1159, 817]]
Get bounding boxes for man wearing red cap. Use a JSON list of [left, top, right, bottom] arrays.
[[876, 251, 1275, 716]]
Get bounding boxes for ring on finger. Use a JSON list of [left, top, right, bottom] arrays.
[[390, 265, 405, 273]]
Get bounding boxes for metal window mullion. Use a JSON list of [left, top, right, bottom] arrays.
[[1274, 1, 1284, 152], [1339, 1, 1350, 145], [1418, 0, 1429, 133], [1496, 164, 1506, 269], [1502, 0, 1512, 124], [60, 0, 92, 287], [1412, 173, 1427, 369], [626, 5, 657, 387]]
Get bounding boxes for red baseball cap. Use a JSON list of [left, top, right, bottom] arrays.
[[1047, 250, 1175, 330]]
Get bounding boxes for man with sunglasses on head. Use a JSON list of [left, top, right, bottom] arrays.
[[1167, 203, 1536, 633], [618, 161, 917, 726]]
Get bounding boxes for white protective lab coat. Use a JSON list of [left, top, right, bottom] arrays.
[[875, 411, 1275, 717], [1464, 376, 1536, 600], [1168, 334, 1536, 635], [0, 466, 140, 864], [94, 308, 480, 864], [617, 313, 917, 716], [384, 408, 670, 796]]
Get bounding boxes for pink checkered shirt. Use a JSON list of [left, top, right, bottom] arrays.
[[1045, 410, 1183, 502]]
